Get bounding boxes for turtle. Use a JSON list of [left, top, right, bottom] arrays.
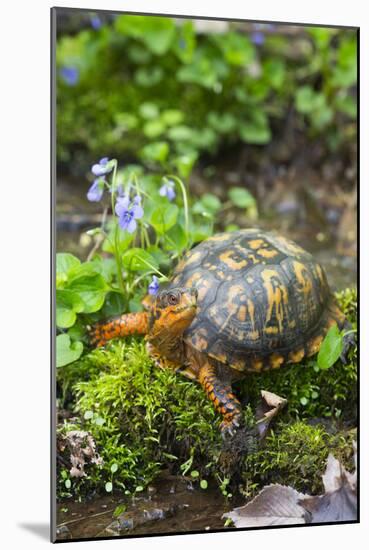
[[88, 229, 352, 437]]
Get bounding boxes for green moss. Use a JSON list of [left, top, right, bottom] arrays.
[[57, 288, 356, 500], [243, 422, 356, 496]]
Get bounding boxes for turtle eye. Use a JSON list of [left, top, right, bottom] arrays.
[[168, 292, 179, 305]]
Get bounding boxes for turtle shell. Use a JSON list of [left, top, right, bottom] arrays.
[[168, 229, 345, 373]]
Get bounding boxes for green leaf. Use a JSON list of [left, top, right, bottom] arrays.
[[167, 125, 194, 142], [190, 470, 199, 478], [67, 273, 108, 314], [140, 141, 169, 164], [143, 119, 166, 138], [113, 504, 126, 517], [122, 248, 159, 272], [65, 479, 71, 489], [115, 15, 175, 55], [317, 325, 343, 370], [212, 32, 254, 66], [164, 224, 188, 252], [105, 482, 113, 493], [111, 463, 118, 473], [150, 204, 179, 234], [300, 396, 309, 406], [134, 66, 163, 87], [84, 410, 93, 420], [239, 111, 271, 144], [173, 152, 198, 179], [56, 253, 81, 277], [56, 334, 83, 368], [200, 479, 208, 489], [56, 289, 84, 328], [295, 86, 326, 114], [193, 193, 221, 217], [228, 187, 256, 209], [161, 109, 184, 126], [139, 102, 160, 119]]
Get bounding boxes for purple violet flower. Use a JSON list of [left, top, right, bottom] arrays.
[[90, 14, 102, 29], [148, 275, 160, 295], [251, 31, 265, 46], [115, 194, 144, 233], [60, 66, 79, 86], [159, 180, 176, 201], [91, 157, 113, 177], [87, 178, 105, 202]]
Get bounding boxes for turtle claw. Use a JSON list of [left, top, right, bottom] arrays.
[[220, 416, 242, 439]]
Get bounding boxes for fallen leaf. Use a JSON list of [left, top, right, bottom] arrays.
[[255, 390, 287, 440], [223, 484, 309, 527]]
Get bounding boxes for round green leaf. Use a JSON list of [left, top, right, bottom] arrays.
[[228, 187, 256, 209], [56, 334, 83, 368], [105, 482, 113, 493], [122, 248, 159, 272], [150, 204, 179, 234], [56, 253, 81, 276], [67, 273, 108, 313], [56, 289, 85, 328], [190, 470, 199, 478], [111, 463, 118, 473], [200, 479, 208, 489], [64, 479, 71, 489], [84, 410, 94, 420]]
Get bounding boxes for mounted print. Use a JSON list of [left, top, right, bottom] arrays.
[[51, 7, 358, 542]]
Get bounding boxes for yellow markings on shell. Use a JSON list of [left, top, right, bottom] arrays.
[[307, 334, 323, 356], [288, 348, 305, 363], [246, 298, 255, 329], [289, 319, 296, 329], [248, 330, 260, 341], [274, 235, 306, 256], [207, 233, 231, 242], [184, 251, 202, 266], [197, 279, 211, 300], [265, 326, 279, 335], [248, 239, 265, 249], [251, 358, 264, 372], [261, 269, 288, 332], [184, 271, 202, 287], [219, 250, 247, 270], [231, 358, 246, 372], [293, 261, 312, 297], [258, 248, 279, 259], [237, 305, 247, 322], [246, 276, 254, 284], [270, 353, 284, 369]]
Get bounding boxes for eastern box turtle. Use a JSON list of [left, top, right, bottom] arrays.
[[89, 229, 350, 436]]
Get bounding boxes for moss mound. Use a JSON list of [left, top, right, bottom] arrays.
[[57, 288, 357, 500]]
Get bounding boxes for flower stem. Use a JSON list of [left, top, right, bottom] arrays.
[[166, 175, 190, 244], [110, 160, 125, 298]]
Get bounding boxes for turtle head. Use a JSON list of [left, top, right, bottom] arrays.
[[148, 287, 198, 338]]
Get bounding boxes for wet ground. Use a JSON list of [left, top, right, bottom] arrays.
[[56, 473, 234, 540]]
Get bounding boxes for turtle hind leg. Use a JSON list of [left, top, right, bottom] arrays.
[[198, 362, 242, 438]]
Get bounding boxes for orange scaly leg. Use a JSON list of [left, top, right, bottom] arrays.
[[88, 312, 149, 347], [199, 362, 242, 438]]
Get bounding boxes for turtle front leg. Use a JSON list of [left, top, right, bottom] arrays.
[[199, 362, 242, 438]]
